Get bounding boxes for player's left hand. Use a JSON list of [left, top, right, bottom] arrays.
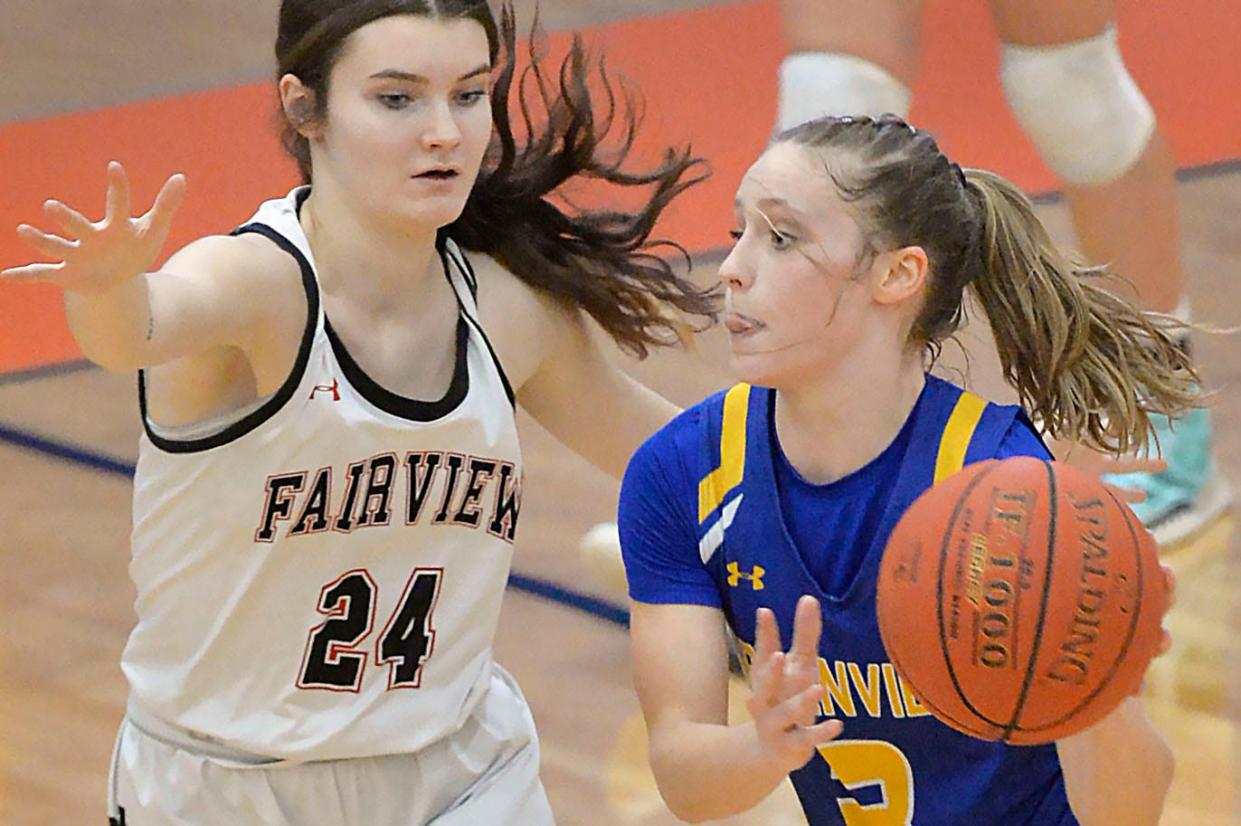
[[746, 596, 843, 773]]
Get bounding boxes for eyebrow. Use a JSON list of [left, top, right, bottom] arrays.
[[734, 196, 808, 223], [369, 65, 491, 84]]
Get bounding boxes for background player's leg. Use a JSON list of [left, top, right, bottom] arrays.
[[991, 0, 1182, 313], [776, 0, 923, 130], [992, 0, 1230, 546]]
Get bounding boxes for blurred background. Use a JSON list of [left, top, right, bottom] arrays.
[[1, 1, 1237, 823]]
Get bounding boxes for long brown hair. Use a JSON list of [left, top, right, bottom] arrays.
[[777, 114, 1198, 454], [275, 0, 716, 357]]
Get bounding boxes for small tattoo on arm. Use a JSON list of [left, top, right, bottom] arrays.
[[146, 313, 155, 342]]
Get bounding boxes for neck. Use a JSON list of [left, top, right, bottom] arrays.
[[774, 347, 926, 484], [299, 181, 442, 314]]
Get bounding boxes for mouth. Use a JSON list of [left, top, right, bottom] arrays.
[[412, 167, 461, 181], [723, 311, 762, 336]]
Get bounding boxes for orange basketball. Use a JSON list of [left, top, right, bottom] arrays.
[[876, 457, 1165, 745]]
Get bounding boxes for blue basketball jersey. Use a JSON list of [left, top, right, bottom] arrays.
[[619, 375, 1077, 825]]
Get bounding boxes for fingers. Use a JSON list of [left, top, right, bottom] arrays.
[[797, 718, 844, 749], [16, 224, 76, 260], [1109, 456, 1167, 475], [1106, 483, 1148, 504], [1, 262, 63, 283], [763, 683, 823, 732], [105, 161, 132, 223], [1054, 439, 1167, 479], [149, 174, 187, 221], [43, 200, 95, 238], [1154, 565, 1176, 658], [789, 595, 822, 669], [754, 607, 782, 662], [1157, 628, 1172, 657], [747, 650, 787, 714], [143, 173, 187, 242]]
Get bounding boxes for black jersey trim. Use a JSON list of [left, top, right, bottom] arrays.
[[440, 232, 478, 299], [461, 312, 515, 408], [138, 223, 321, 454], [441, 242, 516, 408], [322, 241, 472, 422], [325, 311, 470, 422]]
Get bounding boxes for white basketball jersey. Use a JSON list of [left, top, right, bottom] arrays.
[[121, 188, 523, 762]]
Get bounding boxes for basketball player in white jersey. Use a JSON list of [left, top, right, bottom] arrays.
[[3, 2, 715, 823]]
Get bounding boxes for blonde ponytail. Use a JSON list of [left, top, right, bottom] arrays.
[[963, 168, 1199, 454]]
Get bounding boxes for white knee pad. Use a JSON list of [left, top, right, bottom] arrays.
[[1000, 25, 1156, 186], [777, 52, 912, 132]]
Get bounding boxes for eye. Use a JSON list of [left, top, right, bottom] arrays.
[[769, 229, 793, 249], [378, 93, 411, 109], [455, 89, 489, 106]]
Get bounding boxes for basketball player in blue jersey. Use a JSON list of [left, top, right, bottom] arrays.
[[776, 0, 1230, 547], [3, 2, 714, 823], [618, 115, 1193, 825]]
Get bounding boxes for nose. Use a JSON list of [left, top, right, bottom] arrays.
[[718, 241, 753, 292], [421, 98, 463, 151]]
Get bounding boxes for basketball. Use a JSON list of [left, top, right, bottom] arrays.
[[877, 457, 1166, 745]]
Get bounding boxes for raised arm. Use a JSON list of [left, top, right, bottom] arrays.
[[3, 163, 296, 375]]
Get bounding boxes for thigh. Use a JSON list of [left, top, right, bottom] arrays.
[[781, 0, 925, 86], [989, 0, 1115, 46]]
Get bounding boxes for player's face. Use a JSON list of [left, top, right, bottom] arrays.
[[720, 142, 880, 387], [313, 15, 493, 230]]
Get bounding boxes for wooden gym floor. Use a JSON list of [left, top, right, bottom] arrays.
[[1, 1, 1238, 823]]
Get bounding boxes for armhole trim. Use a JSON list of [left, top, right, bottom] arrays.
[[138, 223, 320, 454], [442, 241, 515, 408]]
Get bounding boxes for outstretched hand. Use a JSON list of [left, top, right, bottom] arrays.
[[3, 161, 186, 294], [746, 595, 842, 773]]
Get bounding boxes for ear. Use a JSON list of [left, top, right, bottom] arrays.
[[279, 74, 321, 139], [872, 245, 929, 306]]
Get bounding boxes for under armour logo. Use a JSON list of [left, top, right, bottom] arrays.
[[310, 378, 341, 401], [726, 561, 765, 590]]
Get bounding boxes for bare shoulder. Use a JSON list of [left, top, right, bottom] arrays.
[[163, 232, 302, 294], [150, 232, 310, 408], [465, 250, 581, 389], [467, 251, 565, 320], [163, 232, 308, 345]]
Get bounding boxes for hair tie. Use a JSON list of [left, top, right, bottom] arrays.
[[951, 161, 968, 188]]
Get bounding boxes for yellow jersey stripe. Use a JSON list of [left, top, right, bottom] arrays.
[[934, 391, 988, 484], [698, 383, 751, 523]]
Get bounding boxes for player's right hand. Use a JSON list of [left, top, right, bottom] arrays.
[[746, 595, 843, 774], [2, 162, 186, 295], [1050, 438, 1166, 504]]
